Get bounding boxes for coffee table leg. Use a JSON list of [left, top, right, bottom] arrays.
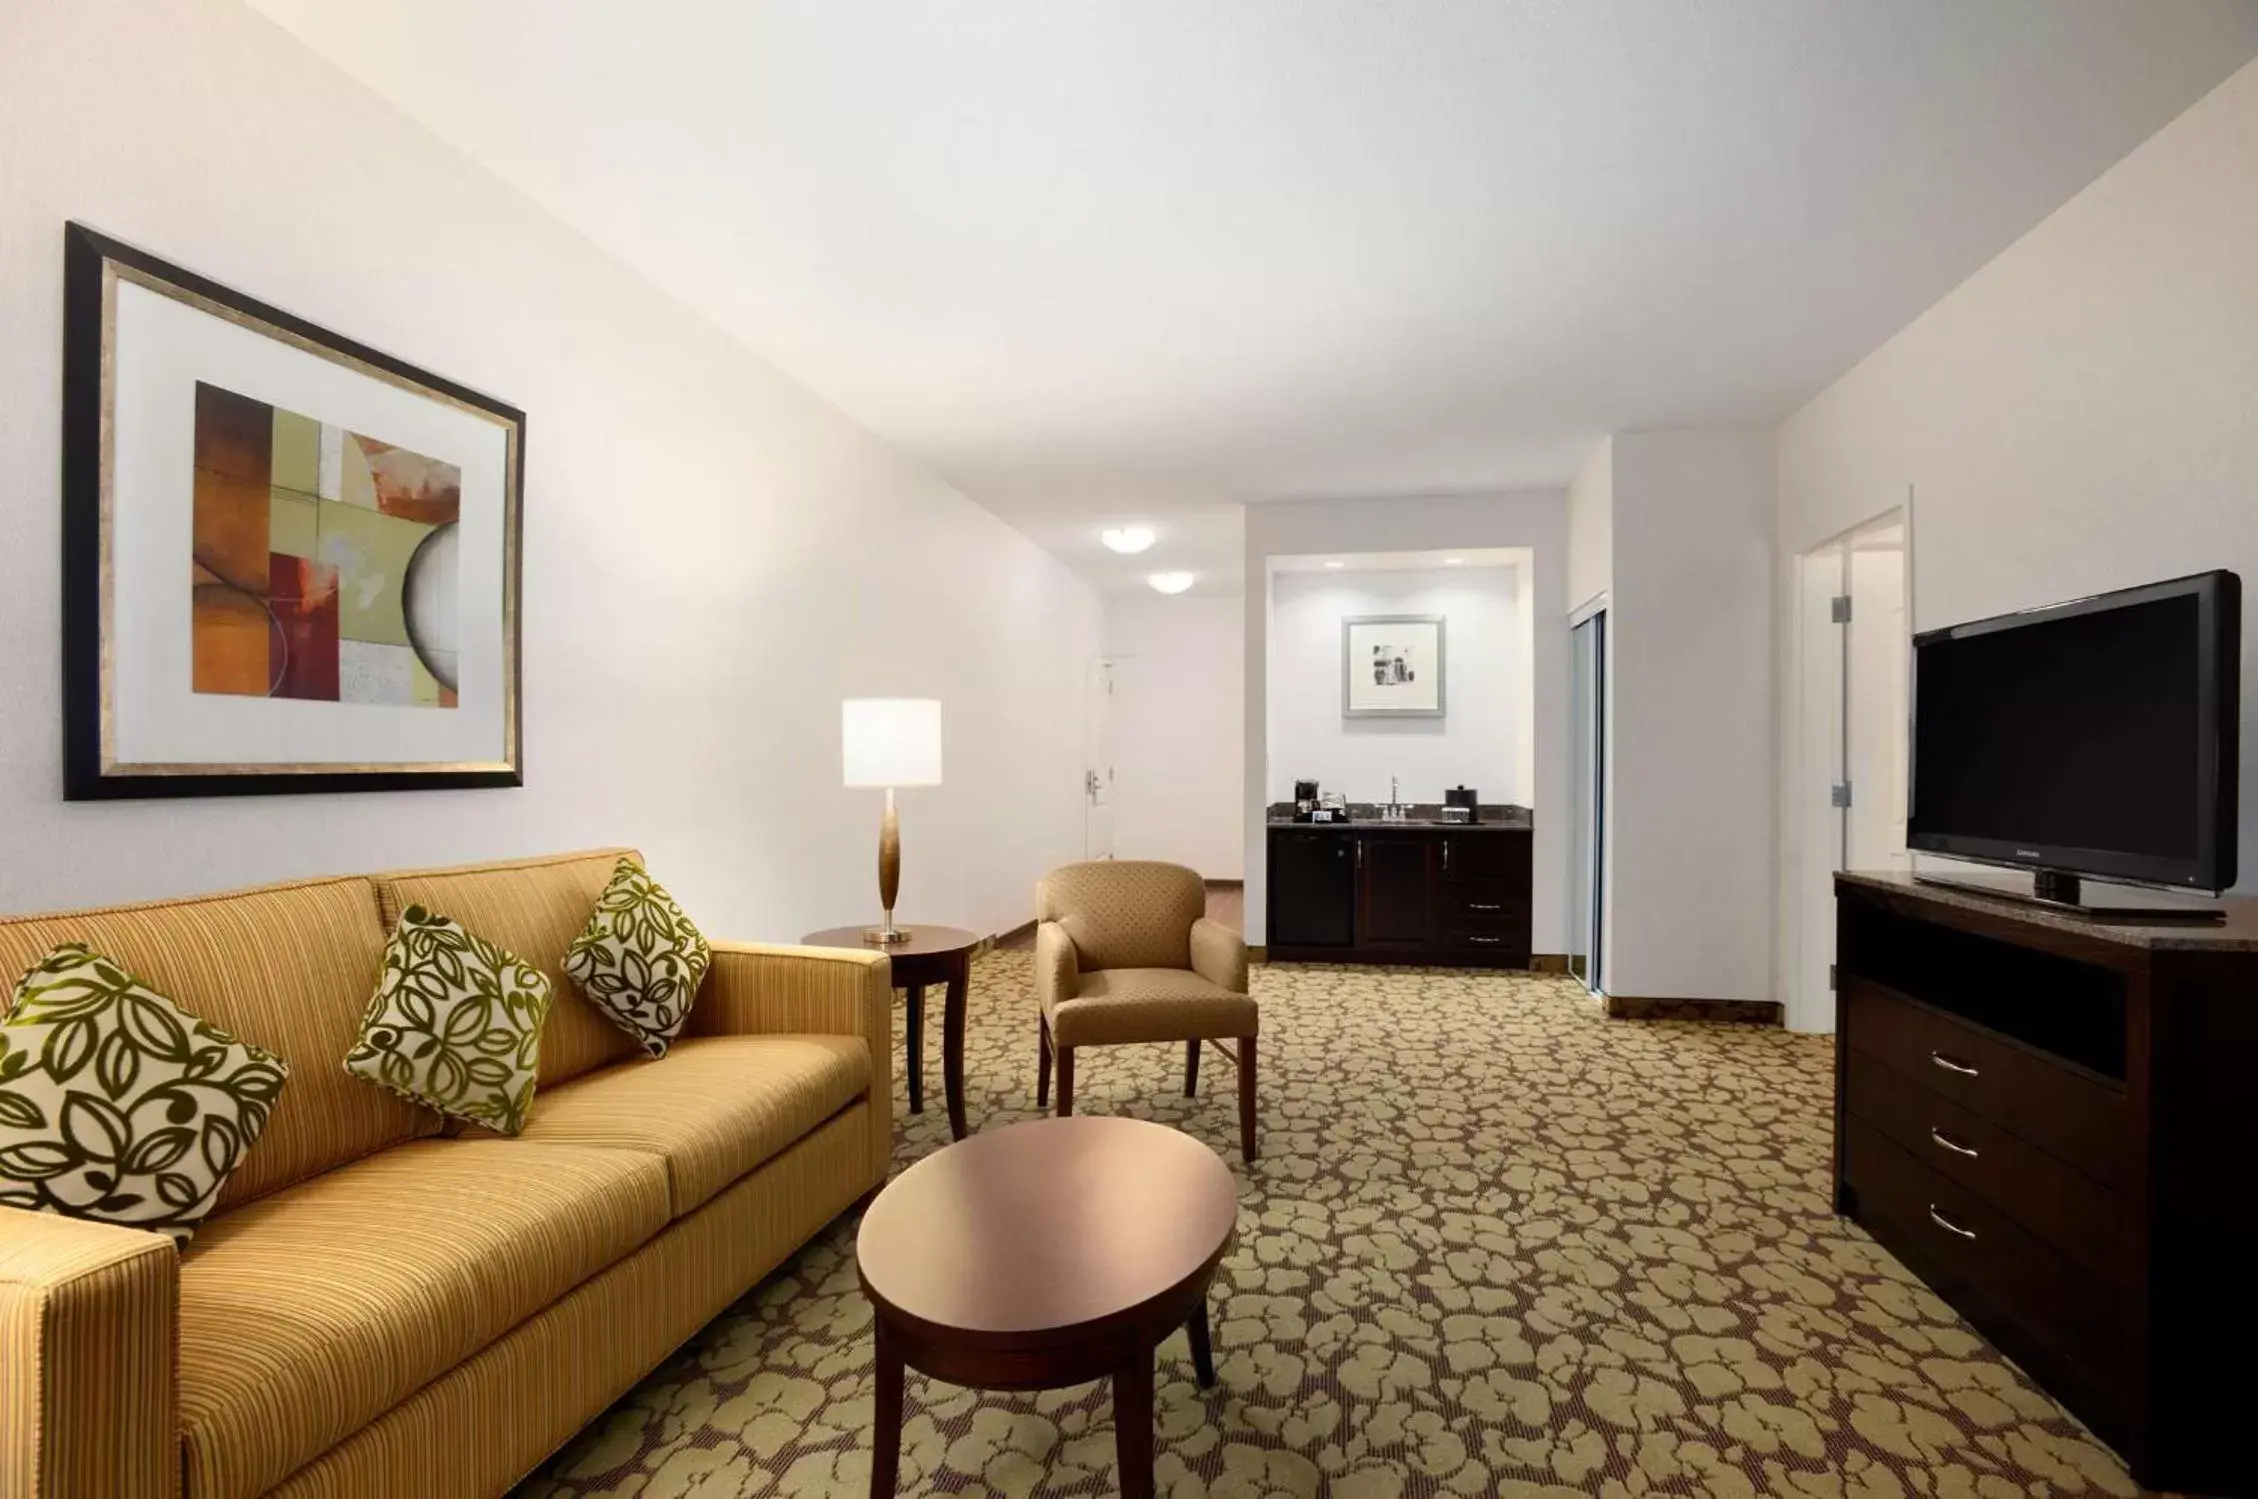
[[903, 986, 925, 1115], [871, 1320, 904, 1498], [1187, 1296, 1216, 1389], [1114, 1350, 1155, 1499], [943, 962, 969, 1140]]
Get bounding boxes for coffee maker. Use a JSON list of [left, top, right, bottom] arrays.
[[1443, 785, 1479, 824], [1293, 779, 1321, 821]]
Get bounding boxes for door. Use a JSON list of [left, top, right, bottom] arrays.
[[1356, 836, 1437, 948], [1567, 609, 1607, 993], [1084, 659, 1114, 859], [1789, 508, 1907, 1033]]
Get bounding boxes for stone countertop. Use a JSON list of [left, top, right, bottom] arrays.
[[1837, 869, 2258, 952], [1267, 804, 1532, 833]]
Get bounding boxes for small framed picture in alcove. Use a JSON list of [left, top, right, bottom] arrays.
[[1342, 615, 1445, 718], [60, 223, 525, 798]]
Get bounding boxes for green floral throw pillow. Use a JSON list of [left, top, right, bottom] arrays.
[[0, 944, 290, 1247], [345, 905, 552, 1135], [563, 857, 712, 1058]]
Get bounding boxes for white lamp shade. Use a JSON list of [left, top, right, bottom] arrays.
[[842, 699, 943, 788]]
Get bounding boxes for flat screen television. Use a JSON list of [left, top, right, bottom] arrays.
[[1907, 569, 2241, 903]]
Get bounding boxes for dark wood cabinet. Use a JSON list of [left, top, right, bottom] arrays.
[[1268, 824, 1532, 967], [1834, 873, 2258, 1494], [1356, 836, 1436, 948]]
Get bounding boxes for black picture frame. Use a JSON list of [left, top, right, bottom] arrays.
[[61, 222, 525, 799]]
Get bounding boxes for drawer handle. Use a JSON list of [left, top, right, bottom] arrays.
[[1929, 1128, 1979, 1160], [1466, 936, 1503, 945], [1928, 1051, 1980, 1078], [1927, 1204, 1978, 1242], [1467, 902, 1502, 912]]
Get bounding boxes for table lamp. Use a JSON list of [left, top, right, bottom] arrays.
[[842, 698, 943, 944]]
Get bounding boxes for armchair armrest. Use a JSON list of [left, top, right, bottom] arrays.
[[0, 1208, 177, 1499], [1190, 917, 1248, 993], [1034, 921, 1079, 1011], [688, 941, 893, 1180]]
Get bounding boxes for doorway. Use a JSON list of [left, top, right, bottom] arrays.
[[1084, 658, 1115, 859], [1567, 606, 1607, 994], [1788, 508, 1908, 1032]]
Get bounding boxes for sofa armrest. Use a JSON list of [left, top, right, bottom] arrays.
[[1034, 921, 1079, 1012], [688, 942, 894, 1178], [1190, 917, 1248, 994], [0, 1208, 178, 1499]]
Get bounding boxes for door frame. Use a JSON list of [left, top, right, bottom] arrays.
[[1567, 598, 1608, 995], [1784, 500, 1911, 1033]]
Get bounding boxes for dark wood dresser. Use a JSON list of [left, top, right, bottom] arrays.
[[1833, 873, 2258, 1494]]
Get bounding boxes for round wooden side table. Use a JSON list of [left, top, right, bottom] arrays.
[[855, 1116, 1239, 1499], [803, 924, 980, 1141]]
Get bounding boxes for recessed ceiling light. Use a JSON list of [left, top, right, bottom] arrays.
[[1147, 571, 1195, 595], [1101, 525, 1157, 554], [1324, 560, 1344, 569], [1444, 557, 1465, 566]]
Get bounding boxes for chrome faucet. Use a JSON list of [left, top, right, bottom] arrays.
[[1381, 776, 1410, 821]]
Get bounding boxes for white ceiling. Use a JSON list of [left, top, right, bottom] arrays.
[[246, 1, 2258, 595]]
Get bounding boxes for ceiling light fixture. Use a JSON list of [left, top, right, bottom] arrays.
[[1444, 557, 1465, 566], [1100, 525, 1157, 554], [1147, 571, 1195, 595], [1324, 560, 1345, 570]]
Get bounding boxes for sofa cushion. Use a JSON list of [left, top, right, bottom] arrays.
[[0, 877, 436, 1215], [562, 857, 711, 1059], [504, 1034, 869, 1217], [344, 906, 552, 1135], [177, 1137, 667, 1499], [1046, 968, 1260, 1047], [377, 849, 646, 1089], [0, 943, 290, 1246]]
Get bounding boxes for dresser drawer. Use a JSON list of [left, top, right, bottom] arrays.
[[1444, 922, 1530, 960], [1844, 1047, 2133, 1286], [1844, 1115, 2130, 1389], [1439, 835, 1529, 885], [1444, 885, 1523, 923], [1842, 977, 2133, 1187]]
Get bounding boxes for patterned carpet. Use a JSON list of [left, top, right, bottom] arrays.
[[516, 956, 2139, 1499]]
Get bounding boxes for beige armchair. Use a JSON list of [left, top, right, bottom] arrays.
[[1032, 861, 1259, 1160]]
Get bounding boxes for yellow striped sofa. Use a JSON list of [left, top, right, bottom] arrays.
[[0, 849, 893, 1499]]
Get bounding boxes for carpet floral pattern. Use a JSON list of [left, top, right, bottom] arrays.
[[518, 956, 2138, 1499]]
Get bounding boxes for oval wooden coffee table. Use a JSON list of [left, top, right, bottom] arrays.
[[857, 1116, 1239, 1498]]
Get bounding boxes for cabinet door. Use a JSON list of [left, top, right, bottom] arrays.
[[1357, 837, 1437, 948], [1268, 831, 1356, 947]]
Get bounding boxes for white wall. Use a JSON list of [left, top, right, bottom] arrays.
[[1608, 430, 1776, 1003], [1244, 493, 1568, 952], [1268, 568, 1525, 808], [0, 0, 1102, 938], [1777, 55, 2258, 943], [1566, 440, 1614, 615], [1104, 592, 1244, 879]]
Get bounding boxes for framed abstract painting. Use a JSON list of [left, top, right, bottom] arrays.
[[1342, 614, 1445, 719], [61, 223, 524, 798]]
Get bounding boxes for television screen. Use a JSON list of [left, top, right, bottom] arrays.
[[1908, 571, 2240, 892]]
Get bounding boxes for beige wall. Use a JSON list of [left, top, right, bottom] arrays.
[[1775, 52, 2258, 1000], [1566, 439, 1614, 616], [0, 0, 1102, 937]]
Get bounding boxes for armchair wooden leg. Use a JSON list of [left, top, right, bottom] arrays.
[[1056, 1046, 1075, 1118], [1236, 1036, 1258, 1162], [1184, 1039, 1200, 1097], [1036, 1016, 1053, 1108]]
